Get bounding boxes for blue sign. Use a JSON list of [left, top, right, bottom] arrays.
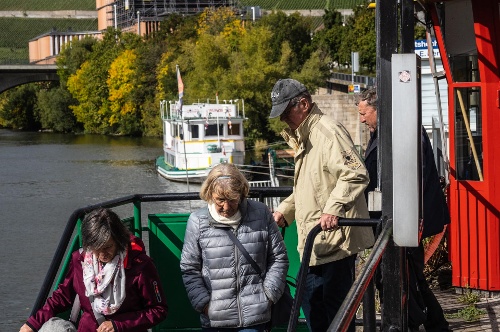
[[414, 39, 440, 59]]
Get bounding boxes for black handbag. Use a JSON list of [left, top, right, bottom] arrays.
[[224, 229, 294, 329]]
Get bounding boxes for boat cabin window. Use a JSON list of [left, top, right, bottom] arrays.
[[454, 87, 483, 181], [443, 0, 480, 82], [205, 124, 224, 137], [228, 123, 240, 136], [172, 124, 183, 138], [190, 125, 199, 139]]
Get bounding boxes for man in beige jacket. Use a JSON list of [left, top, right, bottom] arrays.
[[270, 78, 374, 332]]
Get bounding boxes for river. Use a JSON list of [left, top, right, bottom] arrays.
[[0, 129, 205, 331]]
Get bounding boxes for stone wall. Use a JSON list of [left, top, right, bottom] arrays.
[[312, 92, 370, 154]]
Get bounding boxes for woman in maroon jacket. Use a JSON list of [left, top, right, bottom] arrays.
[[20, 208, 168, 332]]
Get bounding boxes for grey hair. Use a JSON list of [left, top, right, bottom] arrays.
[[81, 208, 130, 252], [355, 87, 378, 109], [288, 91, 312, 108], [200, 163, 249, 203]]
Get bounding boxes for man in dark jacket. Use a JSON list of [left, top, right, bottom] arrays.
[[356, 88, 451, 332]]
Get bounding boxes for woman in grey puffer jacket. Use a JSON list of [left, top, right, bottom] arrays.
[[180, 163, 289, 332]]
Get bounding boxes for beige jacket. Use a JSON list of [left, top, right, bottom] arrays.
[[277, 104, 374, 266]]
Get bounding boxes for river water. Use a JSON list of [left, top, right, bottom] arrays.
[[0, 129, 205, 331]]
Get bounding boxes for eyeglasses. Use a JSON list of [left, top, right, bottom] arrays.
[[213, 196, 239, 207]]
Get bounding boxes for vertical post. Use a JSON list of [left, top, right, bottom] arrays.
[[114, 4, 117, 29], [137, 11, 140, 35], [133, 200, 141, 237], [251, 7, 255, 22], [377, 0, 406, 331], [351, 52, 355, 87]]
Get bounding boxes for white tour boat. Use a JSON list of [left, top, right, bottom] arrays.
[[156, 99, 246, 183]]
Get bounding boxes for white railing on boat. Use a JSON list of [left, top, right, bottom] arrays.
[[249, 180, 281, 211]]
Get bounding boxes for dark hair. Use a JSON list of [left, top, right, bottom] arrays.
[[81, 208, 130, 252], [200, 163, 249, 203], [355, 87, 378, 109]]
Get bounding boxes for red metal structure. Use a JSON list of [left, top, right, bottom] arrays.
[[423, 0, 500, 292]]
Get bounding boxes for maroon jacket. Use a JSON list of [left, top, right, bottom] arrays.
[[26, 235, 168, 332]]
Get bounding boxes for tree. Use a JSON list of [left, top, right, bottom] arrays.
[[107, 49, 141, 135], [338, 5, 376, 73], [66, 29, 137, 134], [257, 11, 314, 70], [0, 84, 40, 130], [312, 9, 346, 67], [36, 86, 77, 132]]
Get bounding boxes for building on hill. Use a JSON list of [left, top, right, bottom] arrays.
[[29, 0, 239, 63], [28, 0, 370, 63]]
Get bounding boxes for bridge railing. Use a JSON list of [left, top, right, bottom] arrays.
[[329, 72, 376, 88]]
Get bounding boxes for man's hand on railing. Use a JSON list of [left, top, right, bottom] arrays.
[[319, 213, 339, 231]]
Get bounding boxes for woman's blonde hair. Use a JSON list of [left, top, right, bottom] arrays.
[[200, 163, 249, 203]]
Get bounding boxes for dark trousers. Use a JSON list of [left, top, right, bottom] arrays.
[[407, 244, 450, 332], [301, 254, 357, 332]]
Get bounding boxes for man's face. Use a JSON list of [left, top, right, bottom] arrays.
[[358, 100, 377, 133], [280, 98, 308, 131]]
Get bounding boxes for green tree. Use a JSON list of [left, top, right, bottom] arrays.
[[0, 84, 40, 130], [338, 5, 376, 73], [57, 36, 97, 88], [312, 9, 346, 67], [36, 86, 77, 132], [257, 11, 314, 70], [67, 29, 139, 134]]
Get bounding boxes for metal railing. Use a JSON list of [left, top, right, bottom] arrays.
[[32, 187, 386, 332]]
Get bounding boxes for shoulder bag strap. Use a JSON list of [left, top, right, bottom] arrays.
[[224, 229, 265, 279]]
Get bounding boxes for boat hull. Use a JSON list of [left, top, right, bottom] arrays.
[[156, 156, 209, 183]]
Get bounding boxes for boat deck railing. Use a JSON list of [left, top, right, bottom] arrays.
[[33, 187, 386, 332]]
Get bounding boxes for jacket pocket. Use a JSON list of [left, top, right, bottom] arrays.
[[313, 227, 346, 258]]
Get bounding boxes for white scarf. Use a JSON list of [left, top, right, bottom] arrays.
[[208, 203, 242, 229], [82, 250, 126, 315]]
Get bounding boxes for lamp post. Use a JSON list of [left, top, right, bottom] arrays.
[[137, 11, 140, 35]]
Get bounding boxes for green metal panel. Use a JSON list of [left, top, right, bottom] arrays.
[[148, 213, 308, 332], [149, 213, 200, 332]]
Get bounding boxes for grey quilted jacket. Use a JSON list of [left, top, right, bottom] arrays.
[[180, 199, 289, 328]]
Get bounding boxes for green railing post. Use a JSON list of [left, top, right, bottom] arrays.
[[133, 199, 142, 237]]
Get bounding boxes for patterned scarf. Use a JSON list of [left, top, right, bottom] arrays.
[[82, 250, 126, 316]]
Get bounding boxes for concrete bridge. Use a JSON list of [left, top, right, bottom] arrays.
[[0, 64, 59, 94]]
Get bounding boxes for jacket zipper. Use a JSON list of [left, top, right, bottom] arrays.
[[233, 227, 243, 327]]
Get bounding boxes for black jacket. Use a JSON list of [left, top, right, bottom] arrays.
[[364, 128, 450, 238]]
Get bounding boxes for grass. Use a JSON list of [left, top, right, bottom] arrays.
[[0, 18, 97, 49], [0, 0, 95, 11], [445, 286, 486, 322]]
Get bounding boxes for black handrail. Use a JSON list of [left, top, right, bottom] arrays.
[[328, 219, 392, 332], [287, 218, 382, 332], [32, 187, 293, 316]]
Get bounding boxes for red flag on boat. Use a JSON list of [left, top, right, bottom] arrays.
[[176, 65, 184, 113]]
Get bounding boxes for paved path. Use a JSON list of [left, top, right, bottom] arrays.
[[435, 288, 500, 331]]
